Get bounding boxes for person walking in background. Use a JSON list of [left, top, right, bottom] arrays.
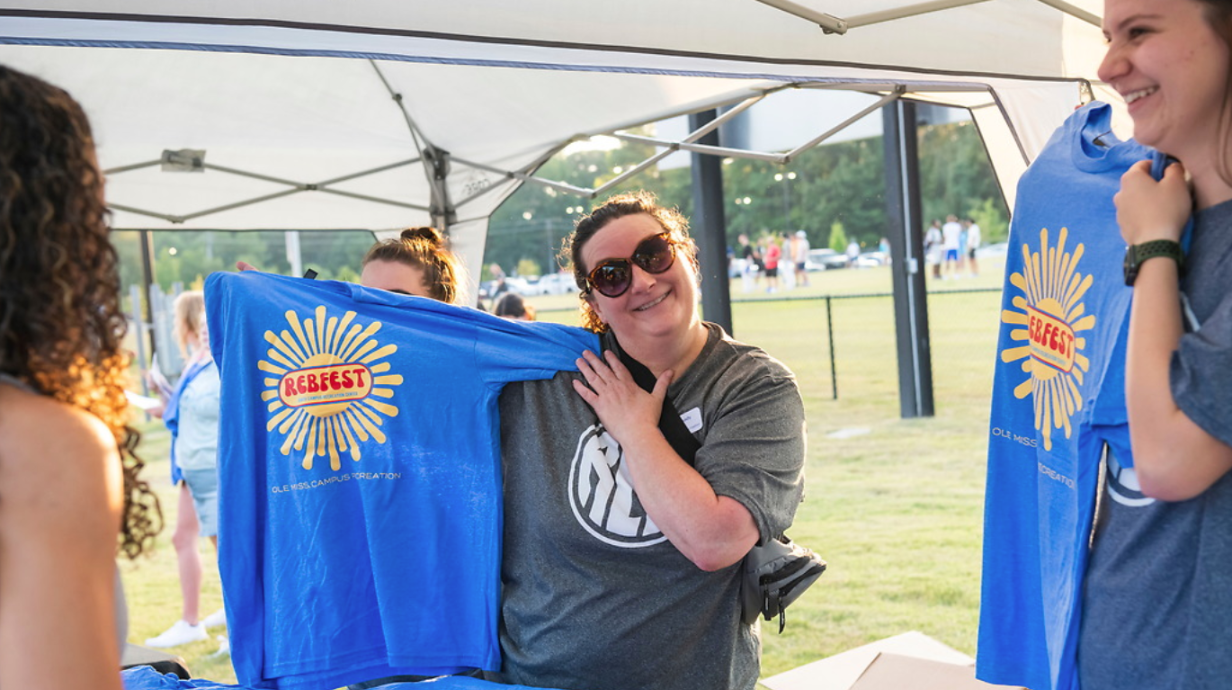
[[762, 234, 781, 292], [0, 63, 162, 690], [925, 220, 943, 279], [738, 233, 759, 293], [780, 232, 797, 290], [145, 291, 228, 652], [957, 220, 969, 275], [941, 214, 963, 279], [964, 218, 982, 277], [792, 230, 811, 287], [1079, 2, 1232, 688]]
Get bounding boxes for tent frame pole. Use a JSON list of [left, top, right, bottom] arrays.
[[883, 98, 934, 418], [447, 81, 993, 205], [688, 109, 734, 336], [845, 0, 994, 29], [103, 156, 430, 224], [1034, 0, 1100, 26], [369, 59, 458, 231], [756, 0, 1098, 33]]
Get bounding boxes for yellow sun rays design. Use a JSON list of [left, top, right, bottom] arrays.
[[999, 227, 1095, 451], [257, 306, 403, 471]]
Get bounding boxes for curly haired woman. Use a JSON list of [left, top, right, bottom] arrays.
[[0, 64, 161, 688]]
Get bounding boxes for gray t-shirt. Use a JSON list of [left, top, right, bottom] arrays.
[[1079, 199, 1232, 690], [494, 323, 806, 690]]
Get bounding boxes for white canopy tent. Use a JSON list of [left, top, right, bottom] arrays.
[[0, 0, 1117, 293]]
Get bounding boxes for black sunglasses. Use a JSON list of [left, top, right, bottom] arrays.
[[585, 232, 677, 298]]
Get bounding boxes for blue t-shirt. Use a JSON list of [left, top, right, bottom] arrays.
[[122, 666, 555, 690], [205, 272, 598, 690], [976, 102, 1146, 690]]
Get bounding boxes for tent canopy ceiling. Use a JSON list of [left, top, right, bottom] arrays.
[[0, 0, 1116, 286], [2, 0, 1107, 79]]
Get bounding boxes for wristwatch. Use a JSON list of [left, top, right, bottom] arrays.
[[1123, 240, 1185, 286]]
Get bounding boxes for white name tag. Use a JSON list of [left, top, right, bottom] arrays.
[[680, 406, 703, 433]]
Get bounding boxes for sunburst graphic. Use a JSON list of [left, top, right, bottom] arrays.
[[999, 227, 1096, 451], [256, 306, 403, 471]]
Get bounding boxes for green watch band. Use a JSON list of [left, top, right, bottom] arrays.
[[1124, 240, 1185, 287]]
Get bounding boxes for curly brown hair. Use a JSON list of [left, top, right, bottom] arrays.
[[562, 191, 699, 333], [0, 64, 161, 558], [362, 226, 466, 304]]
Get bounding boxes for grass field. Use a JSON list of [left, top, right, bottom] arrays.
[[120, 259, 1008, 685]]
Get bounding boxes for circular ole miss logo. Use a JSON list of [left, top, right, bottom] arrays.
[[999, 227, 1095, 451], [258, 307, 403, 471], [568, 425, 666, 548]]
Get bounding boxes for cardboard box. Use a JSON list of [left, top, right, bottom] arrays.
[[760, 631, 1026, 690]]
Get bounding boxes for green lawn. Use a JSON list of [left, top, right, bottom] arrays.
[[121, 260, 1007, 685]]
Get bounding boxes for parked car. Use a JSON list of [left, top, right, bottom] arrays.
[[537, 272, 580, 295], [806, 248, 850, 271], [503, 276, 533, 296], [852, 251, 888, 268], [518, 276, 547, 296], [976, 241, 1008, 258]]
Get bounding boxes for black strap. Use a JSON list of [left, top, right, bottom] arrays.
[[617, 340, 793, 555], [614, 340, 701, 466]]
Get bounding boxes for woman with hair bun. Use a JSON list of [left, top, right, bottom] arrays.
[[238, 226, 465, 304], [360, 226, 466, 304], [0, 64, 161, 688]]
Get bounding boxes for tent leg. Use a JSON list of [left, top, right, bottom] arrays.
[[688, 109, 734, 337], [882, 100, 935, 418], [424, 146, 456, 231], [138, 229, 159, 361]]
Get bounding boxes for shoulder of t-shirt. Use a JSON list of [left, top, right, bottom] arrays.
[[704, 323, 798, 384]]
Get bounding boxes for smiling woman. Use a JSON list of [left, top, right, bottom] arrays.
[[494, 191, 807, 690], [1079, 2, 1232, 689]]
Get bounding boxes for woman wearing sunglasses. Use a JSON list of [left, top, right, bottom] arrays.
[[496, 192, 806, 690]]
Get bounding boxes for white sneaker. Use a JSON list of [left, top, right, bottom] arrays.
[[144, 619, 207, 648], [202, 608, 227, 629], [210, 635, 230, 658]]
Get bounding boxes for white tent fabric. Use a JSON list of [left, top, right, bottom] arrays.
[[0, 0, 1115, 289]]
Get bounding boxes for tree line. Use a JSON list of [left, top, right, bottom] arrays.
[[483, 120, 1009, 278]]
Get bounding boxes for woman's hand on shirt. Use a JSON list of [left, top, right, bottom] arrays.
[[1116, 159, 1191, 244], [571, 349, 670, 441], [570, 349, 758, 570]]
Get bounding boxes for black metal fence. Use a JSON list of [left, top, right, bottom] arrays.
[[539, 286, 1002, 402]]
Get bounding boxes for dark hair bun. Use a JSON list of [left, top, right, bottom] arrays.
[[401, 226, 444, 246], [493, 292, 527, 318]]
